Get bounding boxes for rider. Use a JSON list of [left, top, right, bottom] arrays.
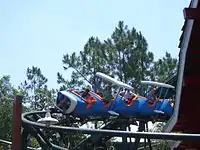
[[147, 87, 157, 102], [103, 84, 113, 103], [147, 87, 165, 114], [82, 85, 91, 99], [124, 90, 132, 99]]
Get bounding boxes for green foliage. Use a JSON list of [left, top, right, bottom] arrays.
[[0, 76, 14, 140], [150, 122, 172, 149], [151, 52, 178, 82], [58, 21, 177, 93], [27, 136, 40, 148], [58, 36, 108, 89], [0, 144, 11, 150], [19, 66, 55, 110], [105, 21, 154, 91]]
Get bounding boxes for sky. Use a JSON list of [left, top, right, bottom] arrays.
[[0, 0, 190, 90]]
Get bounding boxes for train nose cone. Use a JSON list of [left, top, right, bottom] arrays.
[[56, 91, 77, 114]]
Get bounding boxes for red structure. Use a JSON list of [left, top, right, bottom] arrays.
[[166, 0, 200, 149], [11, 95, 23, 150]]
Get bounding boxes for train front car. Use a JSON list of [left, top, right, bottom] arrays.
[[56, 90, 77, 115], [55, 72, 134, 118], [56, 89, 113, 118]]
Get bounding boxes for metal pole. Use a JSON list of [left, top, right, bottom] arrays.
[[11, 95, 23, 150], [146, 122, 152, 150], [128, 125, 132, 148], [121, 124, 128, 149], [164, 88, 169, 99], [134, 121, 146, 149], [159, 87, 163, 98]]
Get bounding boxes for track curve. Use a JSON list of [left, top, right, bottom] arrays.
[[22, 111, 200, 141]]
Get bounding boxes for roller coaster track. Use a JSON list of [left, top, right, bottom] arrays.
[[72, 119, 132, 150], [0, 139, 36, 150], [72, 121, 115, 150], [0, 138, 160, 150], [20, 110, 200, 150]]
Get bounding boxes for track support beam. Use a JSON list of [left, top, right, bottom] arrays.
[[184, 8, 200, 20]]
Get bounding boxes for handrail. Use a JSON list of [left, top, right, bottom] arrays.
[[141, 81, 175, 89]]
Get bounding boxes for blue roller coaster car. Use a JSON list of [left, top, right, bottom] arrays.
[[56, 72, 175, 119]]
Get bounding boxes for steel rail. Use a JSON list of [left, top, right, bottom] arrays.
[[0, 139, 37, 150], [22, 111, 200, 141]]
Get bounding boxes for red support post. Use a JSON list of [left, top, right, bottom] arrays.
[[11, 95, 23, 150]]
